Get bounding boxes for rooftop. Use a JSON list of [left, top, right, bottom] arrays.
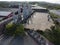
[[0, 11, 12, 16], [0, 8, 19, 13]]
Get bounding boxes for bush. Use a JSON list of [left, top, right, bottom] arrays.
[[15, 24, 25, 36], [5, 23, 16, 36], [36, 30, 44, 35], [5, 23, 24, 36], [44, 26, 60, 45]]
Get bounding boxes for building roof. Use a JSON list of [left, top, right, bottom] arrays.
[[0, 11, 12, 16], [0, 8, 19, 13], [0, 8, 19, 17], [31, 5, 46, 9]]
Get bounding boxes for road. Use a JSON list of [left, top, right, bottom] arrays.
[[24, 12, 54, 31], [0, 35, 14, 45], [0, 34, 38, 45], [0, 35, 24, 45], [24, 32, 38, 45]]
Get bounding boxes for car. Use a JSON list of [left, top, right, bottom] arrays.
[[30, 31, 36, 36], [33, 32, 39, 38], [39, 37, 46, 45], [28, 30, 33, 34]]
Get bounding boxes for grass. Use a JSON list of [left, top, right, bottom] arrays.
[[50, 12, 60, 19]]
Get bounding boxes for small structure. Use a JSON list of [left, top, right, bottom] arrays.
[[0, 11, 13, 21], [31, 5, 48, 13], [0, 8, 19, 14], [0, 8, 20, 21]]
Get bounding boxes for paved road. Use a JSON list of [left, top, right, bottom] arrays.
[[10, 36, 24, 45], [0, 35, 14, 45], [24, 32, 38, 45], [24, 12, 54, 31], [0, 34, 38, 45], [0, 35, 24, 45]]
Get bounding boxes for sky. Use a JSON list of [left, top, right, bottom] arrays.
[[0, 0, 60, 4]]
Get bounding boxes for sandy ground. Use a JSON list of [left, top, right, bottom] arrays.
[[24, 12, 54, 31]]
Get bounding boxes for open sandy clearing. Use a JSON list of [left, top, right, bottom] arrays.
[[24, 12, 54, 31]]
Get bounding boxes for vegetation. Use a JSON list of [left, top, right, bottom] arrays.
[[50, 12, 60, 26], [37, 25, 60, 45], [5, 23, 24, 36], [37, 12, 60, 45], [29, 2, 60, 10], [5, 23, 16, 36], [44, 26, 60, 45], [0, 2, 9, 8], [0, 2, 60, 9], [15, 24, 24, 36], [50, 13, 60, 19], [45, 12, 60, 45]]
